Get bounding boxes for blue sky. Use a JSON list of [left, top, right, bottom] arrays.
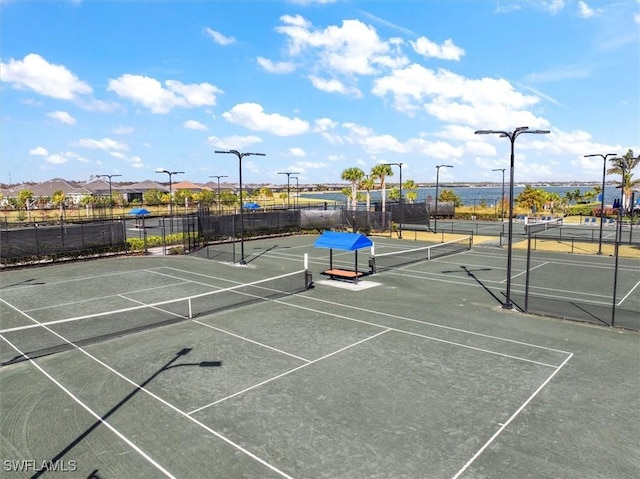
[[1, 0, 639, 187]]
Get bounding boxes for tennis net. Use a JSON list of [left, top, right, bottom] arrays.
[[1, 269, 311, 366], [369, 235, 472, 273], [524, 217, 563, 235]]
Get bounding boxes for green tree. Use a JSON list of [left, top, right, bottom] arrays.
[[388, 187, 400, 202], [341, 167, 365, 209], [438, 189, 462, 207], [402, 179, 417, 204], [174, 188, 193, 208], [370, 163, 393, 212], [516, 185, 547, 213], [16, 189, 34, 222], [144, 188, 165, 206], [51, 190, 66, 219], [359, 176, 375, 211], [608, 149, 639, 210], [196, 189, 216, 206]]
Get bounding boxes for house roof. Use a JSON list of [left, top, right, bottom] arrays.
[[24, 178, 91, 197], [126, 180, 169, 192], [313, 231, 373, 251], [172, 180, 210, 191]]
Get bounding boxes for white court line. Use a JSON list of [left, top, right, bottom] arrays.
[[191, 320, 312, 363], [618, 278, 640, 306], [1, 323, 177, 477], [0, 302, 296, 479], [451, 353, 573, 479], [188, 329, 391, 415], [507, 261, 548, 281], [22, 281, 191, 314], [259, 299, 562, 368]]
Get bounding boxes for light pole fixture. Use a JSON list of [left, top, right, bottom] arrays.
[[384, 162, 403, 238], [584, 153, 617, 255], [155, 169, 184, 233], [209, 175, 229, 215], [492, 168, 506, 220], [475, 126, 550, 310], [95, 174, 122, 217], [434, 165, 453, 233], [215, 150, 266, 264], [277, 171, 300, 208]]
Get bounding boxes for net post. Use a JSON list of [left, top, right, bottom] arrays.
[[188, 298, 193, 319], [304, 253, 308, 270]]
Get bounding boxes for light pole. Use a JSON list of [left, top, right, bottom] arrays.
[[291, 176, 300, 209], [492, 168, 506, 220], [434, 165, 453, 233], [584, 153, 617, 255], [475, 127, 550, 310], [95, 174, 122, 218], [156, 169, 184, 233], [215, 150, 266, 264], [278, 171, 300, 208], [384, 163, 403, 238], [209, 175, 228, 215]]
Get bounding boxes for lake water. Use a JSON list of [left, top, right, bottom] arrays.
[[300, 186, 622, 207]]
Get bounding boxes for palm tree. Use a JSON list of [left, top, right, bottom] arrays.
[[360, 176, 375, 211], [341, 167, 365, 209], [370, 163, 393, 213], [608, 149, 639, 211], [403, 179, 417, 204]]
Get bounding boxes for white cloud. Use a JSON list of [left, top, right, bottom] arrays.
[[222, 103, 309, 136], [47, 111, 76, 125], [577, 1, 602, 18], [541, 0, 565, 14], [294, 161, 326, 169], [204, 27, 236, 45], [0, 53, 91, 100], [73, 137, 128, 151], [276, 15, 408, 76], [45, 154, 69, 165], [410, 37, 465, 61], [30, 147, 48, 156], [184, 120, 208, 131], [309, 75, 361, 97], [112, 126, 134, 135], [208, 134, 263, 150], [289, 147, 306, 157], [373, 64, 548, 129], [107, 74, 222, 113], [257, 57, 296, 74]]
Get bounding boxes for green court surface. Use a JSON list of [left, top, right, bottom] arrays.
[[1, 235, 638, 478]]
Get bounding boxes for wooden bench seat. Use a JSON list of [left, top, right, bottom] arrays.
[[323, 269, 364, 283]]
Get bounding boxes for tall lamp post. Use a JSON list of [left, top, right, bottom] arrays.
[[277, 171, 300, 208], [156, 169, 184, 233], [584, 153, 617, 255], [384, 162, 403, 238], [209, 175, 229, 214], [215, 150, 266, 264], [95, 173, 122, 218], [291, 176, 300, 209], [434, 165, 453, 233], [492, 168, 506, 220], [475, 127, 550, 310]]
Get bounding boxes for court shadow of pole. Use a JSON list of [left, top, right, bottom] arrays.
[[31, 348, 221, 479], [441, 266, 504, 306]]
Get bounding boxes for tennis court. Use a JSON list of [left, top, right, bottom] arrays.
[[1, 234, 638, 478]]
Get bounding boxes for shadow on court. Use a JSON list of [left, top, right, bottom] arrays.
[[30, 348, 220, 479]]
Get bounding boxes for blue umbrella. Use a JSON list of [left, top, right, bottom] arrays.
[[242, 202, 261, 210], [129, 207, 151, 216]]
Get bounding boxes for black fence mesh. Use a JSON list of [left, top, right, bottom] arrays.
[[0, 221, 126, 262]]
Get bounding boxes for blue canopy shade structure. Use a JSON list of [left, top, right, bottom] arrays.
[[128, 207, 150, 216], [314, 231, 373, 281], [314, 231, 373, 251], [242, 202, 261, 210]]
